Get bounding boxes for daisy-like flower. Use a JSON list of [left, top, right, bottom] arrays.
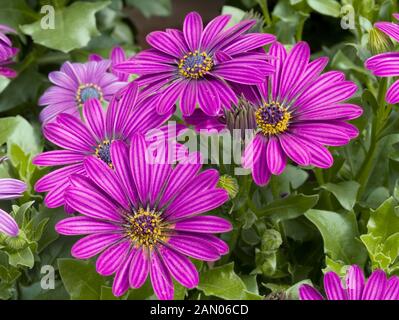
[[114, 11, 275, 117], [55, 137, 231, 299], [39, 59, 126, 123], [89, 46, 130, 82], [185, 41, 362, 185], [299, 265, 399, 300], [0, 178, 26, 237], [0, 24, 18, 78], [33, 83, 174, 212], [366, 13, 399, 104]]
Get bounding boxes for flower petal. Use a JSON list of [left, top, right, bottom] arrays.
[[150, 251, 174, 300], [299, 284, 324, 300], [183, 12, 203, 51], [96, 241, 130, 276], [361, 269, 388, 300], [129, 248, 150, 288], [346, 265, 365, 300], [324, 271, 347, 300], [0, 209, 19, 237], [71, 233, 123, 259], [56, 216, 121, 235]]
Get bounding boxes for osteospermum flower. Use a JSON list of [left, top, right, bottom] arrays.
[[114, 11, 275, 117], [366, 13, 399, 104], [89, 46, 130, 82], [33, 83, 174, 212], [55, 137, 231, 299], [185, 41, 362, 185], [39, 59, 126, 123], [0, 178, 26, 237], [0, 24, 18, 78], [299, 265, 399, 300]]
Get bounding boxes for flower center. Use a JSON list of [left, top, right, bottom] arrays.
[[255, 102, 291, 135], [95, 140, 113, 168], [127, 208, 165, 248], [178, 51, 213, 79], [76, 83, 103, 106]]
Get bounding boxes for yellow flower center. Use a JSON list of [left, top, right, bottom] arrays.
[[255, 102, 291, 136], [178, 51, 213, 79], [127, 208, 166, 249]]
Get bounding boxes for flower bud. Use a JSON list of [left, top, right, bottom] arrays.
[[218, 175, 239, 199], [368, 27, 394, 55]]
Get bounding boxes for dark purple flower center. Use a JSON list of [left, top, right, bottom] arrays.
[[255, 102, 291, 135], [178, 51, 213, 79], [127, 208, 165, 248], [76, 83, 103, 106], [95, 140, 113, 168]]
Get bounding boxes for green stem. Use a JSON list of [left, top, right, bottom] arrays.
[[258, 0, 271, 26], [314, 168, 333, 210], [356, 78, 388, 199]]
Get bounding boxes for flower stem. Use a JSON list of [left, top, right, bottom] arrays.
[[356, 78, 389, 199], [258, 0, 271, 26]]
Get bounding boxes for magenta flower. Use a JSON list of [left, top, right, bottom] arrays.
[[89, 46, 130, 82], [185, 41, 362, 186], [0, 24, 18, 78], [114, 12, 275, 117], [300, 265, 399, 300], [0, 178, 26, 237], [55, 137, 231, 299], [39, 59, 126, 123], [366, 13, 399, 104], [33, 83, 173, 212]]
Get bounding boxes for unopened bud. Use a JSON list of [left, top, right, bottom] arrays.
[[368, 27, 394, 55], [218, 175, 239, 199]]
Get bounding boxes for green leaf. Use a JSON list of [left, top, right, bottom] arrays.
[[285, 279, 313, 300], [0, 67, 45, 113], [7, 247, 34, 268], [332, 50, 370, 76], [21, 1, 111, 53], [256, 194, 319, 222], [58, 258, 106, 300], [126, 0, 171, 18], [198, 263, 263, 300], [221, 6, 246, 27], [360, 197, 399, 271], [305, 210, 367, 267], [306, 0, 341, 17], [321, 181, 360, 210], [0, 0, 38, 30]]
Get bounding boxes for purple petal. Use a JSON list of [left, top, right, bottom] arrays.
[[197, 79, 221, 116], [324, 271, 348, 300], [0, 178, 26, 199], [268, 42, 287, 100], [112, 248, 136, 297], [0, 209, 19, 237], [266, 136, 286, 175], [32, 150, 84, 166], [146, 31, 182, 58], [129, 248, 150, 288], [213, 62, 266, 84], [35, 163, 84, 192], [200, 15, 230, 50], [299, 284, 324, 300], [174, 215, 232, 233], [292, 123, 350, 147], [129, 135, 151, 205], [384, 276, 399, 300], [168, 234, 220, 261], [242, 134, 266, 169], [386, 79, 399, 104], [299, 138, 333, 168], [376, 21, 399, 42], [84, 156, 129, 209], [298, 103, 363, 121], [156, 80, 184, 115], [279, 42, 310, 98], [223, 33, 275, 56], [361, 269, 388, 300], [180, 81, 197, 116], [96, 241, 130, 276], [56, 216, 121, 235], [150, 251, 174, 300], [83, 99, 106, 142], [252, 141, 271, 186], [160, 246, 199, 288], [48, 71, 78, 89], [346, 265, 365, 300], [279, 134, 310, 166], [71, 233, 123, 259], [183, 12, 203, 52]]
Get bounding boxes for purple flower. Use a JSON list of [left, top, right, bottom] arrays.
[[39, 59, 126, 123], [89, 46, 130, 82], [366, 13, 399, 104], [300, 265, 399, 300], [114, 12, 275, 117], [55, 137, 231, 299], [0, 24, 18, 78], [0, 178, 26, 237], [185, 41, 362, 186], [0, 178, 26, 199], [33, 83, 174, 212]]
